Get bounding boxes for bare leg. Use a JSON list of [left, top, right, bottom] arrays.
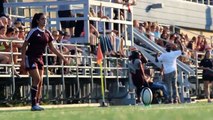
[[204, 81, 211, 102], [29, 69, 42, 105], [69, 27, 74, 36], [37, 69, 44, 104]]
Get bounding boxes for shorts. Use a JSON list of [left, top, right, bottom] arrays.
[[25, 56, 44, 70], [58, 10, 75, 28], [203, 74, 213, 81], [90, 45, 96, 55]]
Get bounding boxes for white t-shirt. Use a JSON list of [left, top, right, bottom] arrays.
[[149, 32, 155, 41], [158, 50, 182, 74]]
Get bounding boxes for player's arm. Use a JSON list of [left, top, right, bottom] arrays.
[[48, 42, 68, 64]]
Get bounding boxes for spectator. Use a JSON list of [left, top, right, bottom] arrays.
[[187, 36, 197, 51], [133, 20, 139, 29], [149, 24, 155, 41], [56, 30, 70, 55], [154, 25, 161, 39], [0, 16, 8, 27], [129, 50, 168, 104], [138, 23, 146, 34], [74, 13, 84, 37], [17, 26, 26, 40], [3, 27, 21, 64], [155, 38, 185, 104], [0, 26, 9, 64], [196, 35, 203, 51], [0, 0, 7, 17], [89, 24, 99, 55], [13, 20, 22, 28], [57, 0, 75, 36], [199, 50, 213, 103], [129, 50, 150, 103], [137, 50, 169, 103], [161, 29, 169, 46], [0, 26, 20, 77]]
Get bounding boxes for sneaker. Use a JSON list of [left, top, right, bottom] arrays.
[[173, 99, 179, 104], [31, 105, 44, 111], [136, 99, 141, 104], [164, 100, 173, 104], [37, 105, 44, 110]]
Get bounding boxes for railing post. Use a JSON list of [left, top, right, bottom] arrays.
[[179, 71, 184, 103], [44, 46, 49, 100], [195, 51, 199, 96], [10, 39, 15, 99]]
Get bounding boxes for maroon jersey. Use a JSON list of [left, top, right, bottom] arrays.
[[25, 27, 53, 58]]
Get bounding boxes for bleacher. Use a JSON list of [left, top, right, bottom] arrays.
[[1, 0, 211, 105], [0, 0, 135, 105]]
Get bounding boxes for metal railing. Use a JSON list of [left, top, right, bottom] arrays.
[[133, 28, 195, 75], [0, 38, 130, 102], [1, 0, 135, 104], [183, 0, 213, 5], [133, 27, 197, 102]]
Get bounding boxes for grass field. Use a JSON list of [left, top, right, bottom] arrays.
[[0, 103, 212, 120]]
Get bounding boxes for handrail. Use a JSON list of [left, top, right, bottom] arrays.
[[134, 44, 162, 67], [1, 0, 134, 104], [133, 28, 195, 75], [0, 38, 129, 77]]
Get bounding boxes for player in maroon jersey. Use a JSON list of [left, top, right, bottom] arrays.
[[21, 13, 68, 111]]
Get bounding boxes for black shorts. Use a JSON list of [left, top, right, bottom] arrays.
[[90, 45, 96, 54], [58, 10, 75, 28], [203, 74, 213, 81], [25, 56, 44, 70]]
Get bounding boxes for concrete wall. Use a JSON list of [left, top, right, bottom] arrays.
[[134, 0, 213, 31]]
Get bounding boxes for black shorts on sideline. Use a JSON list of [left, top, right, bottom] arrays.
[[58, 10, 75, 28], [203, 74, 213, 81]]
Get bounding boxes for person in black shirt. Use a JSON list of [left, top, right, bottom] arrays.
[[200, 50, 213, 103], [0, 0, 7, 17]]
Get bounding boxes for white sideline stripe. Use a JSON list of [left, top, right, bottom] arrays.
[[0, 103, 100, 111], [138, 103, 213, 111]]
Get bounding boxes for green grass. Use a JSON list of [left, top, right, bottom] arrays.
[[0, 103, 213, 120]]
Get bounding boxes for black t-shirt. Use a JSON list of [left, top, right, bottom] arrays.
[[0, 1, 4, 14], [200, 58, 213, 74], [74, 20, 84, 37]]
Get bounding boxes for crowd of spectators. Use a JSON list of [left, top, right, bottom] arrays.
[[0, 0, 137, 76], [133, 20, 213, 65]]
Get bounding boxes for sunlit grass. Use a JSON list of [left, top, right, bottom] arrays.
[[0, 103, 213, 120]]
